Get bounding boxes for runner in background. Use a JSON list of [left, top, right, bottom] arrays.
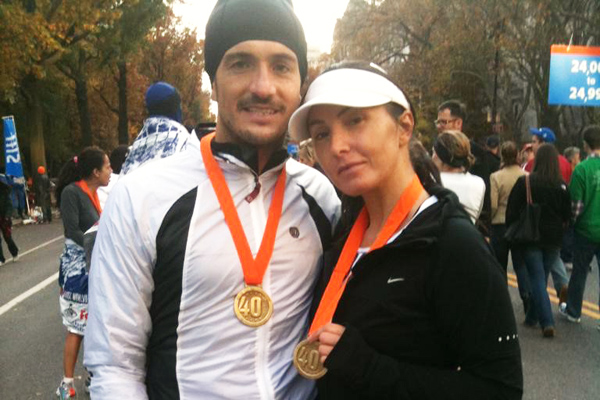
[[55, 147, 111, 399]]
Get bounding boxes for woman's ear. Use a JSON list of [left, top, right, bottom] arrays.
[[397, 111, 414, 145]]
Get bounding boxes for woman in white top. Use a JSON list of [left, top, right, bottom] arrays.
[[432, 130, 485, 223]]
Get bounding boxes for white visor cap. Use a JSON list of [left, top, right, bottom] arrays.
[[289, 68, 410, 141]]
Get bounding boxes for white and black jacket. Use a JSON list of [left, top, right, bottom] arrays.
[[84, 133, 340, 400]]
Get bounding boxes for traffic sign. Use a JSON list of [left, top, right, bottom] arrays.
[[548, 45, 600, 106]]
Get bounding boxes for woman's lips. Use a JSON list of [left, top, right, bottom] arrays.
[[337, 161, 364, 175]]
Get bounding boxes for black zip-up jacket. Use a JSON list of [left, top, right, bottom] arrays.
[[313, 186, 523, 400], [505, 174, 571, 247]]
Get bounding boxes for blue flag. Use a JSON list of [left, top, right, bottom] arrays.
[[2, 116, 25, 180]]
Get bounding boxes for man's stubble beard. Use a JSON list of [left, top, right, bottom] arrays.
[[218, 111, 287, 151]]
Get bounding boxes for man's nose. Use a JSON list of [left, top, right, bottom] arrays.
[[249, 64, 277, 99]]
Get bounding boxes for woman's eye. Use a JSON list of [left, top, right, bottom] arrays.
[[311, 131, 329, 141]]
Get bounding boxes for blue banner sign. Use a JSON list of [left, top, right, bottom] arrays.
[[548, 45, 600, 106], [2, 116, 25, 180]]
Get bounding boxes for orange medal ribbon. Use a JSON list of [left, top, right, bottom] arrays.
[[200, 132, 286, 286], [74, 180, 102, 216], [308, 174, 424, 335]]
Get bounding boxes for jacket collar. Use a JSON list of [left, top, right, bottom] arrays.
[[210, 141, 289, 175]]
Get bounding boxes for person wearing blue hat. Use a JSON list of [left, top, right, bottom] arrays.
[[119, 81, 190, 175], [525, 127, 572, 183]]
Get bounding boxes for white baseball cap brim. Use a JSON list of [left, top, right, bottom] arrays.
[[289, 68, 410, 141]]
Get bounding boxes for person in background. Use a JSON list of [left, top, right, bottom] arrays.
[[560, 125, 600, 330], [520, 143, 534, 169], [485, 134, 501, 173], [0, 179, 19, 265], [55, 147, 111, 399], [490, 141, 530, 314], [525, 127, 572, 183], [289, 60, 522, 399], [436, 100, 494, 237], [560, 146, 580, 269], [432, 130, 486, 224], [8, 175, 26, 219], [34, 165, 52, 223], [564, 146, 581, 171], [120, 82, 189, 175], [506, 144, 571, 338], [97, 145, 128, 208], [490, 141, 526, 271]]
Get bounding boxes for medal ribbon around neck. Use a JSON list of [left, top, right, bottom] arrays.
[[74, 180, 102, 216], [200, 133, 286, 326], [309, 174, 424, 336], [294, 174, 424, 379]]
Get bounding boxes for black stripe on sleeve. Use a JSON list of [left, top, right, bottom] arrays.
[[299, 185, 333, 252]]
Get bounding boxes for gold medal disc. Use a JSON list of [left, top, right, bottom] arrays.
[[234, 286, 273, 327], [293, 339, 327, 380]]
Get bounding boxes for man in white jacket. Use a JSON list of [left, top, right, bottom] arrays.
[[84, 1, 340, 399]]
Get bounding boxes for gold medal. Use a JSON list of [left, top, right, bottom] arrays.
[[234, 286, 273, 327], [293, 339, 327, 380]]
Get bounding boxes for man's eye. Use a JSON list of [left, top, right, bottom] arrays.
[[274, 63, 291, 73], [230, 61, 251, 70]]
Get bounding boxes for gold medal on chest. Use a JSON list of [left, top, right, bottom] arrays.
[[234, 285, 273, 327], [293, 339, 328, 380]]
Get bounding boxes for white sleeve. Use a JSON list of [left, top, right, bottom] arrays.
[[84, 180, 156, 399]]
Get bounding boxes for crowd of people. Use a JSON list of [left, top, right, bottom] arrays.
[[4, 0, 592, 399]]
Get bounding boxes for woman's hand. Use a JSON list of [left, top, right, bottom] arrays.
[[308, 323, 346, 364]]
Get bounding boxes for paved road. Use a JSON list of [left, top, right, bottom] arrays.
[[0, 220, 598, 399]]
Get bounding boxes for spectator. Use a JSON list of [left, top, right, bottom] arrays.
[[490, 141, 526, 271], [34, 166, 52, 223], [0, 180, 19, 264], [506, 144, 571, 337], [436, 100, 494, 236], [561, 125, 600, 329], [432, 130, 485, 223], [120, 82, 189, 175], [525, 127, 572, 183]]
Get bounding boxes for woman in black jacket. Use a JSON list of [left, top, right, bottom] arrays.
[[288, 61, 523, 400], [506, 144, 571, 338]]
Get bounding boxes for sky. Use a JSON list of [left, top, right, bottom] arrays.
[[173, 0, 350, 54]]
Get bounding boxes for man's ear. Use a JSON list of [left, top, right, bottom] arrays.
[[211, 81, 217, 102], [457, 118, 463, 131]]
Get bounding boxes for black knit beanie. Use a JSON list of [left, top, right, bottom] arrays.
[[204, 0, 308, 85]]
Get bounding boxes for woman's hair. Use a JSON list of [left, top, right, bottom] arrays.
[[500, 141, 519, 168], [56, 146, 107, 205], [532, 143, 562, 185], [298, 140, 316, 166], [322, 60, 418, 126], [433, 130, 475, 171]]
